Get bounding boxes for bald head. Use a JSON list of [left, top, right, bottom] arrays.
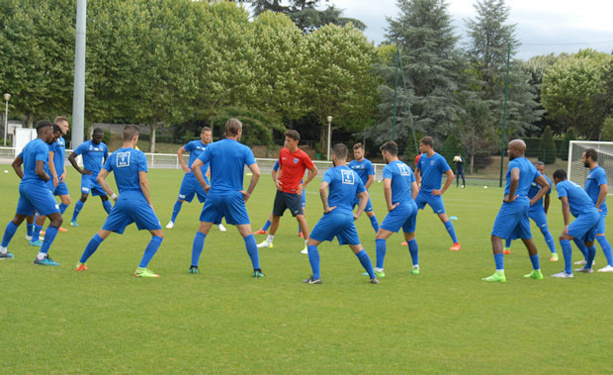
[[507, 139, 526, 160]]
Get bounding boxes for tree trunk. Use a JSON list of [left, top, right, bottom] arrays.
[[469, 152, 475, 175], [149, 122, 157, 153], [26, 112, 34, 128], [319, 123, 327, 160]]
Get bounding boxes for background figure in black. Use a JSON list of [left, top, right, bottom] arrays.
[[453, 153, 465, 188]]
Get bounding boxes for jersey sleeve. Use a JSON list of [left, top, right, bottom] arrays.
[[102, 154, 113, 172], [35, 143, 48, 162], [366, 160, 375, 176], [74, 142, 86, 156], [137, 151, 148, 172], [244, 147, 256, 167], [183, 141, 194, 153], [273, 160, 280, 172], [382, 165, 393, 180], [597, 169, 608, 186], [557, 183, 568, 199], [322, 169, 333, 184], [545, 176, 552, 195], [439, 155, 451, 172], [197, 146, 210, 165], [302, 153, 315, 170]]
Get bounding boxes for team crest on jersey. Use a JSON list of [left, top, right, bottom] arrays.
[[430, 160, 435, 166], [293, 158, 299, 164], [398, 163, 411, 176], [342, 170, 355, 185], [117, 152, 131, 168]]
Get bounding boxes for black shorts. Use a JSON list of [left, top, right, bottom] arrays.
[[273, 191, 304, 217]]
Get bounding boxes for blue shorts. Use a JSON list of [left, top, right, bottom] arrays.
[[102, 194, 162, 234], [596, 210, 607, 235], [528, 205, 548, 229], [178, 174, 207, 203], [200, 191, 249, 225], [380, 201, 417, 233], [415, 191, 446, 214], [568, 210, 601, 243], [492, 199, 531, 240], [273, 191, 303, 217], [310, 210, 360, 245], [17, 183, 60, 217], [46, 180, 70, 196], [352, 195, 374, 212], [81, 174, 106, 196]]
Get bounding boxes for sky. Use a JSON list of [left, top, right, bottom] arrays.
[[332, 0, 613, 60]]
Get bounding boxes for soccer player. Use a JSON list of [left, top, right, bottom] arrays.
[[68, 128, 111, 227], [188, 118, 263, 277], [453, 153, 465, 188], [483, 139, 550, 282], [368, 140, 419, 278], [349, 143, 380, 233], [551, 169, 601, 278], [257, 130, 318, 253], [0, 121, 63, 265], [503, 161, 558, 261], [74, 125, 163, 277], [303, 143, 378, 284], [415, 136, 461, 251], [578, 149, 613, 272]]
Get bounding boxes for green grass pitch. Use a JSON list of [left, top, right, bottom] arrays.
[[0, 166, 611, 373]]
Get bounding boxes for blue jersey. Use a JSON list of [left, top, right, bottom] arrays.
[[102, 148, 148, 195], [382, 160, 416, 205], [44, 136, 66, 176], [585, 166, 607, 213], [504, 157, 540, 199], [348, 158, 375, 187], [322, 165, 365, 212], [528, 174, 551, 209], [557, 179, 598, 217], [197, 138, 256, 194], [74, 140, 108, 176], [184, 140, 209, 176], [417, 152, 451, 193], [20, 138, 49, 187]]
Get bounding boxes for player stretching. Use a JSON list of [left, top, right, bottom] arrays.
[[75, 125, 163, 277], [68, 128, 111, 227], [483, 139, 549, 282], [367, 141, 420, 278], [349, 143, 380, 233], [415, 136, 460, 251], [257, 130, 318, 253], [0, 121, 63, 265], [504, 161, 558, 261], [189, 118, 263, 277], [303, 143, 378, 284]]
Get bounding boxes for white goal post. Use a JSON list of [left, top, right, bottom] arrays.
[[568, 140, 613, 193]]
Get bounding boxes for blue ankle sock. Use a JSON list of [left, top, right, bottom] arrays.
[[356, 249, 375, 278], [529, 253, 540, 270], [27, 223, 34, 236], [494, 253, 504, 270], [408, 239, 418, 266], [541, 227, 557, 254], [72, 200, 84, 222], [444, 220, 458, 243], [375, 239, 386, 269], [171, 200, 183, 223], [560, 239, 572, 274], [191, 232, 206, 267], [596, 235, 613, 265], [102, 200, 113, 214], [307, 245, 320, 279], [262, 220, 271, 231], [586, 245, 596, 269], [505, 238, 512, 248], [244, 234, 260, 269], [1, 221, 19, 247], [80, 234, 104, 263], [40, 226, 59, 255], [370, 215, 379, 233], [139, 235, 163, 268], [59, 203, 68, 215], [32, 224, 43, 242]]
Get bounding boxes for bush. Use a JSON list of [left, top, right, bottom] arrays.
[[538, 126, 557, 164], [559, 127, 576, 160]]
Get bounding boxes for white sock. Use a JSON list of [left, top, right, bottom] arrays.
[[266, 235, 274, 243], [375, 267, 383, 273], [0, 246, 7, 254], [37, 252, 47, 260]]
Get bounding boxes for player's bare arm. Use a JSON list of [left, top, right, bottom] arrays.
[[529, 175, 550, 206], [177, 146, 190, 173], [319, 180, 335, 213], [504, 168, 520, 202], [383, 178, 398, 211], [191, 159, 210, 192], [68, 151, 91, 175], [241, 162, 260, 202], [35, 160, 50, 182], [96, 169, 117, 201], [354, 190, 368, 219], [596, 183, 608, 211], [298, 165, 318, 195], [11, 155, 24, 179], [48, 150, 59, 187]]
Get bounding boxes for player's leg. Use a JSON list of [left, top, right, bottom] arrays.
[[484, 203, 520, 282], [59, 194, 71, 215], [296, 214, 309, 254], [374, 228, 395, 276], [531, 209, 557, 260], [349, 243, 377, 283], [432, 196, 460, 250], [556, 231, 575, 277], [25, 214, 35, 240], [365, 197, 379, 233], [570, 214, 599, 273], [71, 192, 89, 226], [258, 191, 286, 248], [235, 223, 263, 277], [191, 221, 214, 272], [503, 237, 512, 254], [76, 229, 112, 271], [0, 213, 28, 259], [134, 229, 164, 277], [303, 237, 323, 283], [30, 212, 47, 246], [594, 216, 613, 271], [167, 198, 186, 229], [461, 171, 465, 188], [404, 231, 420, 275], [100, 194, 112, 214], [520, 238, 543, 279], [254, 212, 274, 235]]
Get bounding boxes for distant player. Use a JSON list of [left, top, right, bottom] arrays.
[[368, 140, 420, 278], [453, 153, 465, 188], [0, 121, 63, 265], [257, 130, 318, 253], [68, 128, 111, 227], [579, 149, 613, 272], [189, 118, 263, 277], [303, 143, 378, 284], [483, 139, 549, 282], [550, 169, 601, 278], [504, 161, 558, 261], [74, 125, 163, 277], [348, 143, 380, 233], [415, 136, 461, 251]]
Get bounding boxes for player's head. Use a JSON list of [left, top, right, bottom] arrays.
[[534, 160, 545, 173], [553, 168, 567, 184], [582, 148, 598, 168], [52, 124, 62, 143], [420, 136, 434, 152], [507, 139, 526, 160], [35, 120, 54, 144], [284, 130, 300, 151], [353, 143, 364, 160], [92, 128, 104, 144], [224, 118, 242, 139], [123, 125, 140, 143], [201, 126, 212, 144], [380, 141, 398, 164], [332, 143, 348, 166], [54, 116, 69, 135]]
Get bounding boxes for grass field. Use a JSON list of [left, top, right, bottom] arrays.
[[1, 165, 612, 374]]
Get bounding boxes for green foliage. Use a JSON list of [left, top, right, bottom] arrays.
[[538, 126, 557, 164], [601, 118, 613, 141], [559, 127, 576, 160], [207, 106, 285, 146]]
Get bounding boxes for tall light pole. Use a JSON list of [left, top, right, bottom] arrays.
[[326, 116, 333, 161], [3, 93, 11, 146]]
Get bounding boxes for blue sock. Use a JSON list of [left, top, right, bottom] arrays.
[[102, 200, 113, 214], [307, 245, 320, 279], [139, 235, 163, 268], [32, 224, 43, 242], [370, 215, 379, 233], [244, 234, 260, 269], [529, 253, 540, 270], [573, 238, 588, 260], [560, 239, 572, 274], [596, 235, 613, 266], [27, 223, 34, 236], [408, 239, 418, 266], [72, 200, 84, 222], [262, 220, 271, 231], [541, 227, 557, 254], [586, 245, 596, 269], [505, 238, 512, 248], [39, 226, 59, 255], [375, 239, 386, 269], [298, 225, 301, 235], [59, 203, 68, 215], [1, 221, 19, 247], [494, 253, 504, 270], [191, 232, 206, 267], [444, 220, 458, 243], [356, 249, 375, 278], [80, 234, 103, 263], [171, 200, 183, 223]]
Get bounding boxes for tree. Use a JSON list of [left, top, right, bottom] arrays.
[[538, 126, 556, 164], [559, 127, 576, 160]]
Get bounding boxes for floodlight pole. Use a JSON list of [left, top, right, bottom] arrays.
[[71, 0, 87, 149], [327, 116, 333, 161], [499, 42, 511, 188], [3, 93, 10, 146]]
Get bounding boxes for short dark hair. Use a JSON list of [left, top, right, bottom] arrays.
[[534, 161, 544, 167], [585, 148, 598, 162], [52, 124, 62, 134], [353, 143, 363, 151], [123, 125, 140, 141], [380, 141, 398, 156], [35, 120, 53, 133], [93, 128, 104, 135], [332, 143, 348, 160], [553, 169, 567, 181], [285, 129, 300, 142], [420, 136, 434, 148], [225, 118, 242, 137]]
